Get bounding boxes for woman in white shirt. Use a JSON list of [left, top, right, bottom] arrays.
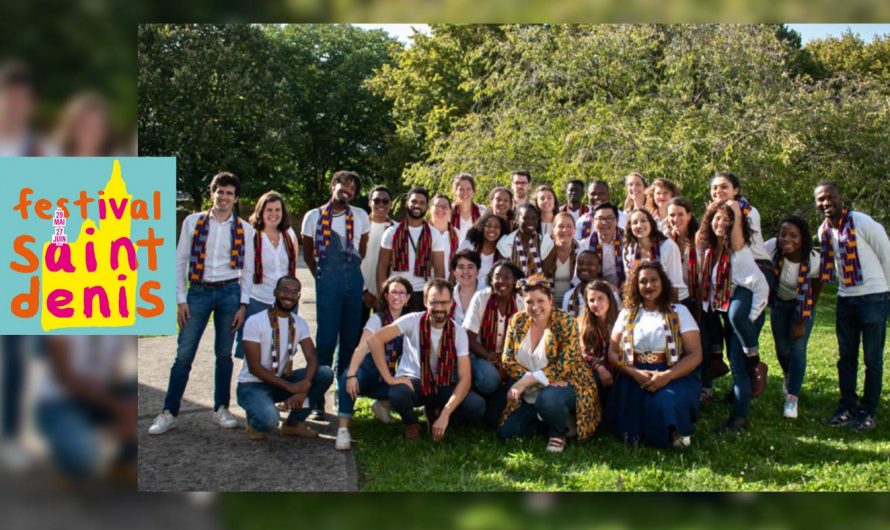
[[606, 261, 702, 448], [235, 191, 299, 359], [623, 208, 686, 303], [450, 173, 484, 243], [550, 212, 580, 304], [532, 184, 560, 238], [644, 177, 680, 235], [458, 212, 509, 288], [451, 249, 482, 326], [430, 194, 460, 281], [497, 203, 556, 279], [765, 216, 823, 419]]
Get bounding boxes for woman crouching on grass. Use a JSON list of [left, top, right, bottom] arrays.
[[495, 275, 601, 453], [579, 280, 620, 406], [334, 276, 412, 451], [605, 261, 702, 448]]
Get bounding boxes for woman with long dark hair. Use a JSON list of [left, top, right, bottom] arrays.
[[579, 280, 620, 401], [458, 212, 509, 288]]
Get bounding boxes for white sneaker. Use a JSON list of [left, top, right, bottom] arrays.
[[148, 410, 177, 435], [783, 395, 799, 419], [213, 406, 239, 429], [370, 400, 398, 425], [335, 427, 352, 451], [672, 434, 692, 448], [782, 375, 789, 398]]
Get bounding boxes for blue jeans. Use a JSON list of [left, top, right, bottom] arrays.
[[337, 357, 391, 418], [388, 378, 486, 425], [236, 367, 334, 431], [164, 282, 241, 416], [770, 298, 815, 397], [835, 292, 889, 416], [498, 384, 577, 439], [728, 287, 759, 354], [729, 311, 766, 418], [471, 354, 502, 396]]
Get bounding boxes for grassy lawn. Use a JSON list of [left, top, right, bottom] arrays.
[[346, 284, 890, 491]]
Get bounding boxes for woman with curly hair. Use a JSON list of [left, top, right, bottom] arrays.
[[644, 177, 681, 234], [458, 212, 509, 288]]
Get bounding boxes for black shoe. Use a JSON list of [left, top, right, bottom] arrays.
[[827, 408, 855, 427], [850, 414, 876, 433], [721, 415, 748, 432]]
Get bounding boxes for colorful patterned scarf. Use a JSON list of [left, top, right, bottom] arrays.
[[620, 305, 682, 366], [624, 239, 661, 276], [566, 280, 588, 316], [582, 330, 610, 372], [672, 234, 699, 303], [819, 207, 863, 287], [446, 223, 459, 257], [392, 219, 434, 278], [577, 213, 594, 240], [589, 228, 625, 286], [480, 291, 517, 353], [701, 245, 732, 312], [189, 210, 245, 282], [418, 311, 457, 396], [268, 308, 295, 377], [451, 202, 480, 229], [738, 196, 753, 219], [314, 201, 355, 262], [772, 254, 815, 320], [253, 230, 297, 284], [380, 309, 404, 374], [512, 231, 543, 276]]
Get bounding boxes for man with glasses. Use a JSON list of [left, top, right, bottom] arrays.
[[511, 170, 532, 209], [361, 185, 395, 326], [367, 278, 485, 441], [579, 203, 626, 289], [236, 275, 334, 440]]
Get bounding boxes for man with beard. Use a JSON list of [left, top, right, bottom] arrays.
[[815, 181, 890, 432], [511, 170, 532, 209], [236, 276, 334, 440], [301, 171, 370, 418], [377, 187, 446, 313], [367, 278, 485, 441], [560, 179, 588, 222], [149, 172, 255, 435]]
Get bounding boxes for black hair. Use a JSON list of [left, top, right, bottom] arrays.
[[486, 259, 525, 289], [210, 171, 241, 197], [450, 248, 482, 272], [331, 170, 362, 195], [774, 215, 813, 262]]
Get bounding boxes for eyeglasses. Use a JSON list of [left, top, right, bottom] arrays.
[[372, 198, 391, 205], [427, 300, 452, 308]]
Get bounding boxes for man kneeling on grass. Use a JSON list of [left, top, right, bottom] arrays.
[[236, 275, 334, 440], [367, 278, 485, 441]]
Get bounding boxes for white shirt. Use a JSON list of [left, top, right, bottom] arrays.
[[380, 223, 447, 291], [455, 203, 484, 243], [817, 211, 890, 297], [701, 246, 769, 321], [175, 211, 255, 305], [516, 330, 550, 404], [612, 304, 698, 353], [552, 247, 578, 304], [496, 230, 555, 276], [457, 239, 498, 288], [578, 230, 623, 287], [744, 206, 771, 262], [238, 311, 312, 383], [541, 221, 553, 238], [393, 312, 469, 379], [452, 280, 481, 326], [361, 219, 395, 295], [764, 238, 821, 302], [432, 225, 457, 278], [300, 204, 371, 256], [623, 238, 688, 300], [250, 228, 299, 304], [462, 287, 526, 353]]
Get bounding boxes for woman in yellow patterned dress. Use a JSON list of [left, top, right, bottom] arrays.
[[495, 275, 601, 452]]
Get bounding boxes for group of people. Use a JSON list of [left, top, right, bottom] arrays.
[[147, 166, 889, 453]]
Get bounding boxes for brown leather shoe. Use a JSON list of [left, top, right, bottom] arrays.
[[246, 423, 267, 441], [280, 421, 318, 438], [702, 356, 730, 383], [750, 361, 768, 398], [404, 423, 422, 441]]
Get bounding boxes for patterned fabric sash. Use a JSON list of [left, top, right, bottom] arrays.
[[314, 201, 355, 263], [589, 228, 625, 286], [820, 207, 863, 287], [701, 245, 732, 312], [451, 202, 480, 229], [620, 305, 682, 367], [738, 196, 753, 219], [253, 230, 297, 284], [446, 223, 459, 257], [418, 311, 457, 396], [672, 235, 698, 302], [189, 210, 245, 282], [561, 203, 589, 218], [624, 239, 661, 276], [772, 254, 815, 320], [512, 232, 543, 276], [381, 309, 404, 374], [268, 308, 295, 377], [583, 333, 610, 372], [578, 213, 594, 240], [392, 220, 433, 278], [480, 292, 516, 353], [566, 280, 588, 316]]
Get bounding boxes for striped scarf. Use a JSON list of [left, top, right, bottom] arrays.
[[268, 309, 295, 377], [512, 232, 543, 276], [188, 210, 245, 282], [418, 311, 457, 396], [624, 239, 661, 276], [446, 223, 459, 257], [577, 213, 594, 240], [253, 230, 297, 283], [583, 332, 610, 372], [701, 245, 732, 312], [672, 235, 699, 303], [620, 305, 682, 366], [820, 207, 863, 287], [314, 201, 355, 262], [480, 292, 516, 353], [451, 203, 480, 230], [589, 228, 625, 286], [772, 254, 815, 320], [381, 309, 404, 374], [392, 220, 433, 278], [566, 281, 587, 316], [738, 196, 753, 219]]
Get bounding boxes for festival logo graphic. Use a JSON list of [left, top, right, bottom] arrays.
[[2, 157, 175, 334]]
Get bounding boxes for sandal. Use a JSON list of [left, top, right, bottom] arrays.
[[546, 437, 565, 453]]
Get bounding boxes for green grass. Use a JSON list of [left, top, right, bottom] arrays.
[[347, 284, 890, 491]]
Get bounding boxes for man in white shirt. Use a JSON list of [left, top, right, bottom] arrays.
[[560, 179, 588, 222], [816, 181, 890, 432], [579, 203, 626, 289], [361, 185, 395, 326], [511, 170, 532, 209], [301, 171, 370, 417], [149, 172, 255, 435], [236, 275, 334, 440], [367, 279, 485, 441]]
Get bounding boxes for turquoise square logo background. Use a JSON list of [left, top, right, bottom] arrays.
[[0, 157, 176, 335]]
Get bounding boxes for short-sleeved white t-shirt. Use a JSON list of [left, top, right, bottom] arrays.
[[393, 312, 469, 379], [381, 223, 447, 291], [612, 304, 698, 353], [764, 238, 821, 302], [238, 311, 312, 384], [301, 204, 371, 255]]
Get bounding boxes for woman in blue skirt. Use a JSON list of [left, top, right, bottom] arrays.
[[606, 260, 703, 448]]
